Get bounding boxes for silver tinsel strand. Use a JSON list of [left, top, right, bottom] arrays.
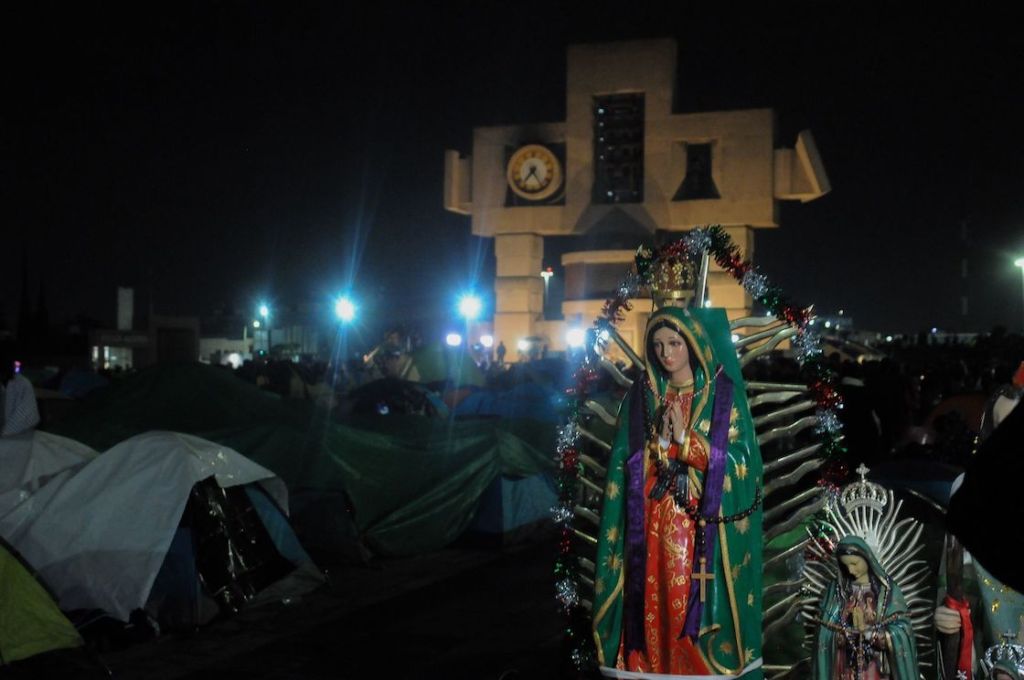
[[621, 271, 642, 297], [557, 424, 580, 451], [793, 327, 823, 362], [741, 269, 769, 299], [551, 503, 574, 525], [815, 408, 842, 435], [556, 577, 580, 610], [684, 229, 712, 254]]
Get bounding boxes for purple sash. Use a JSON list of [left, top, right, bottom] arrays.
[[682, 371, 733, 640], [623, 379, 648, 654]]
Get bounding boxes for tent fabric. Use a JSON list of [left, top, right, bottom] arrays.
[[0, 431, 290, 620], [406, 343, 485, 387], [48, 363, 557, 558], [220, 414, 556, 556], [0, 431, 98, 516], [0, 538, 82, 665], [453, 382, 565, 423], [470, 473, 558, 535]]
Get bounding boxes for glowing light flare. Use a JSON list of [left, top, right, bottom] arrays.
[[258, 304, 270, 319], [253, 320, 261, 329], [516, 338, 530, 352], [446, 333, 463, 347], [1016, 257, 1024, 268], [480, 334, 494, 348], [457, 294, 482, 320], [566, 328, 586, 348], [334, 296, 356, 323]]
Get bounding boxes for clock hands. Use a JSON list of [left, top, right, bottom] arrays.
[[522, 165, 542, 188]]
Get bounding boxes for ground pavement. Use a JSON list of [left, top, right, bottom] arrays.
[[94, 531, 566, 679]]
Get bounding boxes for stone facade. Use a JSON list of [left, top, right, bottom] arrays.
[[444, 38, 828, 354]]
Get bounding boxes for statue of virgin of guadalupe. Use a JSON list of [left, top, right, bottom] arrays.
[[592, 303, 764, 678], [813, 535, 919, 680]]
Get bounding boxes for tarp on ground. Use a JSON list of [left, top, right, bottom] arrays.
[[0, 537, 83, 665], [47, 363, 557, 557], [0, 431, 302, 620]]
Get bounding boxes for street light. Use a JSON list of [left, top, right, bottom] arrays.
[[540, 268, 553, 313], [457, 294, 482, 321], [446, 332, 463, 347], [334, 296, 356, 323], [1015, 257, 1024, 331]]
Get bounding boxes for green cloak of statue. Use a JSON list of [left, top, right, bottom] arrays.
[[812, 534, 919, 680], [592, 307, 764, 677]]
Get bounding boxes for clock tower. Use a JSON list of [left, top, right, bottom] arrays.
[[444, 39, 830, 356]]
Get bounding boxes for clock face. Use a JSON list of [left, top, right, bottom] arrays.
[[506, 144, 562, 201]]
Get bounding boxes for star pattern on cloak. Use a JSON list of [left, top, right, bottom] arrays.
[[735, 517, 750, 534], [992, 599, 1001, 613], [723, 475, 733, 493], [595, 577, 605, 595], [720, 641, 734, 655], [607, 481, 621, 499], [745, 648, 755, 662], [735, 462, 749, 480], [606, 526, 619, 544], [605, 553, 623, 572], [747, 592, 754, 607], [742, 552, 751, 566], [732, 565, 742, 581], [728, 425, 740, 442], [730, 406, 739, 423], [698, 419, 711, 434]]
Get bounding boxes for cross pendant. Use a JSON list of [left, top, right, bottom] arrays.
[[693, 557, 714, 602]]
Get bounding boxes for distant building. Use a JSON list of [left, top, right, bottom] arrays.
[[89, 288, 200, 369], [444, 38, 829, 354]]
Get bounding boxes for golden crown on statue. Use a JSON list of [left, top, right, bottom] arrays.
[[840, 464, 889, 512], [637, 246, 698, 307]]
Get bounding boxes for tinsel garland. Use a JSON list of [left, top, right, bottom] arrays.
[[552, 225, 849, 670]]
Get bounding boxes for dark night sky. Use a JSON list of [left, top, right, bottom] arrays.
[[3, 3, 1024, 338]]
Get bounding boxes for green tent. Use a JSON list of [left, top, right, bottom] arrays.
[[403, 343, 485, 387], [0, 538, 82, 665], [48, 363, 555, 557]]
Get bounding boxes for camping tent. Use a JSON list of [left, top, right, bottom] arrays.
[[0, 431, 98, 516], [0, 537, 82, 666], [47, 363, 558, 558], [0, 431, 322, 625]]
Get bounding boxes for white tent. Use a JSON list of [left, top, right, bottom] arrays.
[[0, 431, 97, 516], [0, 431, 308, 621]]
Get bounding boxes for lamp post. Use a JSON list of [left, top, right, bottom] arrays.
[[1015, 257, 1024, 332], [540, 268, 553, 316], [258, 304, 271, 356]]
